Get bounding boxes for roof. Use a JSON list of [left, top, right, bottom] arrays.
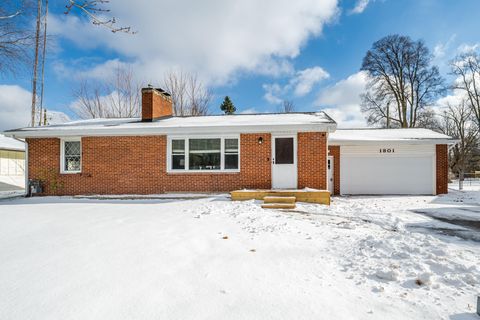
[[329, 128, 456, 145], [0, 134, 25, 151], [3, 112, 337, 138]]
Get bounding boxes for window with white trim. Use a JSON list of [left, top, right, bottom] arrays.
[[169, 137, 239, 172], [61, 139, 81, 173], [171, 139, 185, 170], [224, 138, 239, 169]]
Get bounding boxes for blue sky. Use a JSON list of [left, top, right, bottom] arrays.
[[1, 0, 480, 130]]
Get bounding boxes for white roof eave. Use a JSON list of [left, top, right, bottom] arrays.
[[4, 123, 337, 139], [328, 139, 458, 146], [0, 146, 25, 152]]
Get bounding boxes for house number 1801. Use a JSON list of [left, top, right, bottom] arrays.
[[379, 148, 395, 153]]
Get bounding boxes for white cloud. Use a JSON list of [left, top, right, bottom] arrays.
[[433, 34, 457, 60], [349, 0, 371, 14], [240, 108, 259, 114], [0, 85, 32, 130], [49, 0, 339, 85], [262, 83, 284, 105], [262, 66, 329, 104], [434, 87, 468, 116], [0, 85, 70, 131], [316, 71, 368, 128], [291, 67, 330, 96], [53, 58, 133, 82], [255, 59, 295, 78], [457, 43, 480, 54]]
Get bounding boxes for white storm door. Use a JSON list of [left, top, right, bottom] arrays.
[[328, 156, 334, 194], [272, 135, 297, 189]]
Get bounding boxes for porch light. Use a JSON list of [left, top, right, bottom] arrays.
[[258, 137, 263, 145]]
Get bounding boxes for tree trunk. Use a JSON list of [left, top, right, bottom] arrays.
[[401, 101, 408, 128], [459, 169, 464, 191]]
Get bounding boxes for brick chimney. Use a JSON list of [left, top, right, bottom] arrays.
[[141, 87, 173, 121]]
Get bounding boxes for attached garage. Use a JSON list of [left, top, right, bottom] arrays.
[[328, 129, 455, 196], [340, 145, 435, 195]]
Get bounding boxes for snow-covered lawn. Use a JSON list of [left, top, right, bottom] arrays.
[[0, 187, 479, 320]]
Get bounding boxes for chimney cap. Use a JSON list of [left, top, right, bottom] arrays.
[[142, 86, 171, 97]]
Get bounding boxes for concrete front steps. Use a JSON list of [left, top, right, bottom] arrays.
[[261, 196, 296, 209]]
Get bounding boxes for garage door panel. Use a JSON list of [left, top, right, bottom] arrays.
[[341, 155, 434, 195]]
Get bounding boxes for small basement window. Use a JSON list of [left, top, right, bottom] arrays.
[[169, 137, 240, 172], [61, 138, 81, 173]]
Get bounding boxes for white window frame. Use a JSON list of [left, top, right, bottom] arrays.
[[60, 137, 82, 174], [167, 135, 240, 173]]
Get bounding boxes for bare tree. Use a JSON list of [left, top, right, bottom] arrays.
[[71, 65, 142, 119], [71, 82, 104, 118], [439, 101, 479, 190], [416, 107, 441, 130], [30, 0, 134, 126], [450, 52, 480, 129], [163, 71, 211, 116], [279, 100, 295, 113], [361, 89, 394, 127], [361, 35, 444, 128], [65, 0, 135, 34], [0, 0, 34, 75]]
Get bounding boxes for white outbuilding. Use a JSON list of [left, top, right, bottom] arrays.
[[0, 134, 25, 188]]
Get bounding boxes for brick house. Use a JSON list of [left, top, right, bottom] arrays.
[[4, 87, 454, 196]]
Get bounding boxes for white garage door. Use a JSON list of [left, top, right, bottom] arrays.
[[0, 150, 25, 176], [340, 145, 435, 195]]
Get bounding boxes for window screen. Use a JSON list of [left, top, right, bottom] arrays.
[[275, 138, 294, 164], [64, 140, 81, 172]]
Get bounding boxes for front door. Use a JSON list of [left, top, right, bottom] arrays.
[[272, 135, 297, 189]]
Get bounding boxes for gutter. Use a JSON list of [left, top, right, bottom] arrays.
[[4, 123, 338, 139], [328, 139, 458, 146]]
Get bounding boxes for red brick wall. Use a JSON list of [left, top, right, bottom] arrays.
[[27, 133, 272, 196], [436, 144, 448, 195], [328, 145, 340, 195], [141, 88, 173, 121], [297, 132, 327, 190]]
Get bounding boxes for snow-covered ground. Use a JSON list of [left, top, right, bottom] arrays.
[[0, 186, 479, 320]]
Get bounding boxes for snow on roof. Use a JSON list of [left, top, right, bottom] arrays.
[[0, 134, 25, 151], [329, 128, 456, 145], [4, 112, 337, 138]]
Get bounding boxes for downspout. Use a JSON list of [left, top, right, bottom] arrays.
[[24, 139, 28, 197]]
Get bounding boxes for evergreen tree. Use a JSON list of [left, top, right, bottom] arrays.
[[220, 96, 236, 115]]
